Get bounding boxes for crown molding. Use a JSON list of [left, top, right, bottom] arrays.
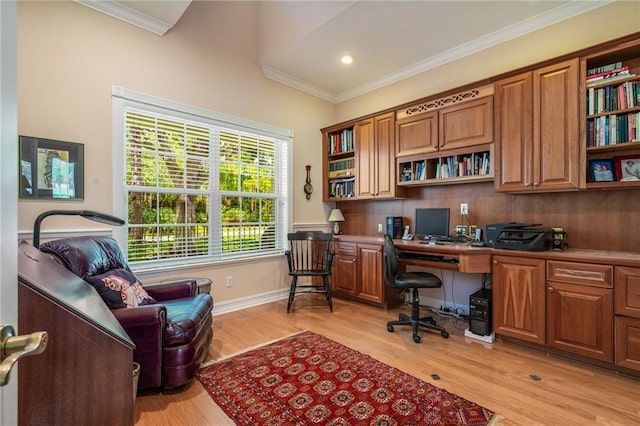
[[261, 65, 340, 104], [264, 0, 612, 104], [74, 0, 174, 36]]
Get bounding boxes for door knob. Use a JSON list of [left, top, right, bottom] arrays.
[[0, 325, 48, 386]]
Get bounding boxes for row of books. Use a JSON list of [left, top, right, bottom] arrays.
[[400, 161, 432, 181], [587, 61, 622, 76], [328, 157, 354, 178], [586, 62, 635, 87], [587, 81, 640, 115], [436, 152, 491, 179], [586, 112, 640, 147], [328, 177, 355, 198], [327, 128, 354, 155]]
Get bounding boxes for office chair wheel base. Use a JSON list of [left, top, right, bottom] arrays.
[[441, 331, 449, 338], [387, 325, 395, 332], [413, 334, 422, 343]]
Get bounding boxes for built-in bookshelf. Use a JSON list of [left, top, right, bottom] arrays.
[[325, 126, 356, 199], [583, 40, 640, 190], [397, 144, 493, 186]]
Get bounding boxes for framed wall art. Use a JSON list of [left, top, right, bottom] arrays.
[[19, 136, 84, 199]]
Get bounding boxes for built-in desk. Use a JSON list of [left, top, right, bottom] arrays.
[[330, 235, 490, 309], [394, 239, 492, 273], [334, 235, 640, 377]]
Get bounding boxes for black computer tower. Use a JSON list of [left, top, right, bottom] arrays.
[[469, 288, 492, 336], [386, 216, 404, 238]]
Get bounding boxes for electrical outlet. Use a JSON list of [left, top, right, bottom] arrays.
[[377, 223, 383, 233], [460, 203, 468, 215], [226, 276, 233, 287]]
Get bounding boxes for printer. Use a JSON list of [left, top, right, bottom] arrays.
[[484, 223, 537, 248], [492, 224, 551, 251]]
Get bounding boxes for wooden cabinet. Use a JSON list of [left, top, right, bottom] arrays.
[[615, 266, 640, 371], [355, 112, 403, 199], [493, 256, 616, 363], [583, 39, 640, 191], [331, 237, 402, 309], [546, 261, 613, 361], [357, 243, 384, 304], [439, 96, 494, 151], [332, 242, 357, 296], [492, 255, 546, 344], [395, 86, 494, 186], [396, 110, 438, 157], [18, 242, 135, 425], [322, 112, 404, 201], [494, 58, 580, 193]]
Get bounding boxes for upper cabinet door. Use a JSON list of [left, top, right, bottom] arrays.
[[355, 118, 375, 199], [395, 110, 439, 157], [494, 72, 534, 192], [373, 112, 396, 198], [495, 58, 580, 193], [533, 58, 580, 192], [356, 112, 404, 199], [439, 96, 494, 151]]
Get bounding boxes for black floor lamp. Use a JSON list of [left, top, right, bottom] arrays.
[[32, 210, 125, 248]]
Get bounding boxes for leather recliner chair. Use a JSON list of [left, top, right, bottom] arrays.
[[40, 236, 213, 390]]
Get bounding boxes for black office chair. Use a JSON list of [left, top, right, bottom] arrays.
[[383, 234, 449, 342], [285, 231, 334, 313]]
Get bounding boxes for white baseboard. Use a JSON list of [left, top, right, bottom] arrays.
[[212, 288, 289, 316]]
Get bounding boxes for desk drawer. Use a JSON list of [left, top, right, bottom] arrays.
[[334, 242, 357, 255], [547, 261, 612, 288]]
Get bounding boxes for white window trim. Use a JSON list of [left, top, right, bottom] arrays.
[[112, 86, 293, 269]]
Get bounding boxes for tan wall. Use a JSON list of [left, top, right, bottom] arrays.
[[335, 1, 640, 121], [17, 1, 334, 303], [17, 1, 640, 304]]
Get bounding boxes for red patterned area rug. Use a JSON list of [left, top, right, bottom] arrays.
[[197, 331, 497, 425]]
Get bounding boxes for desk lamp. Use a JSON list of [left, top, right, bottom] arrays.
[[328, 209, 345, 235], [32, 209, 125, 248]]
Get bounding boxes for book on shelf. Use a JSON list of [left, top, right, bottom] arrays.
[[327, 128, 354, 155], [329, 177, 355, 198], [587, 80, 639, 115], [328, 157, 354, 178], [413, 161, 426, 180], [586, 71, 635, 88], [587, 112, 640, 147], [586, 66, 629, 81], [587, 61, 622, 76]]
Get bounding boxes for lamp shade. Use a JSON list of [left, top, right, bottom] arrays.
[[328, 209, 345, 222]]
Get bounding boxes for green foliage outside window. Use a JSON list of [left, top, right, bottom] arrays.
[[125, 111, 280, 262]]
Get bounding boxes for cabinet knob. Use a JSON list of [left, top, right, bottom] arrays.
[[547, 286, 554, 292], [534, 182, 540, 187], [493, 259, 498, 265]]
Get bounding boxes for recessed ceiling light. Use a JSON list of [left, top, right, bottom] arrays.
[[341, 55, 353, 65]]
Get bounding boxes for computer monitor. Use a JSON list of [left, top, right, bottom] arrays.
[[414, 208, 450, 240]]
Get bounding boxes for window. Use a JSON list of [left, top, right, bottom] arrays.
[[112, 87, 291, 266]]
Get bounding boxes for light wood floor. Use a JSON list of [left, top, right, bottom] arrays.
[[134, 296, 640, 425]]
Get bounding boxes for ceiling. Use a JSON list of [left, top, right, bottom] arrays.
[[75, 0, 611, 103]]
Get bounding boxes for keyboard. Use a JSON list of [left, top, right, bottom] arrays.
[[398, 252, 443, 261], [398, 252, 460, 264]]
